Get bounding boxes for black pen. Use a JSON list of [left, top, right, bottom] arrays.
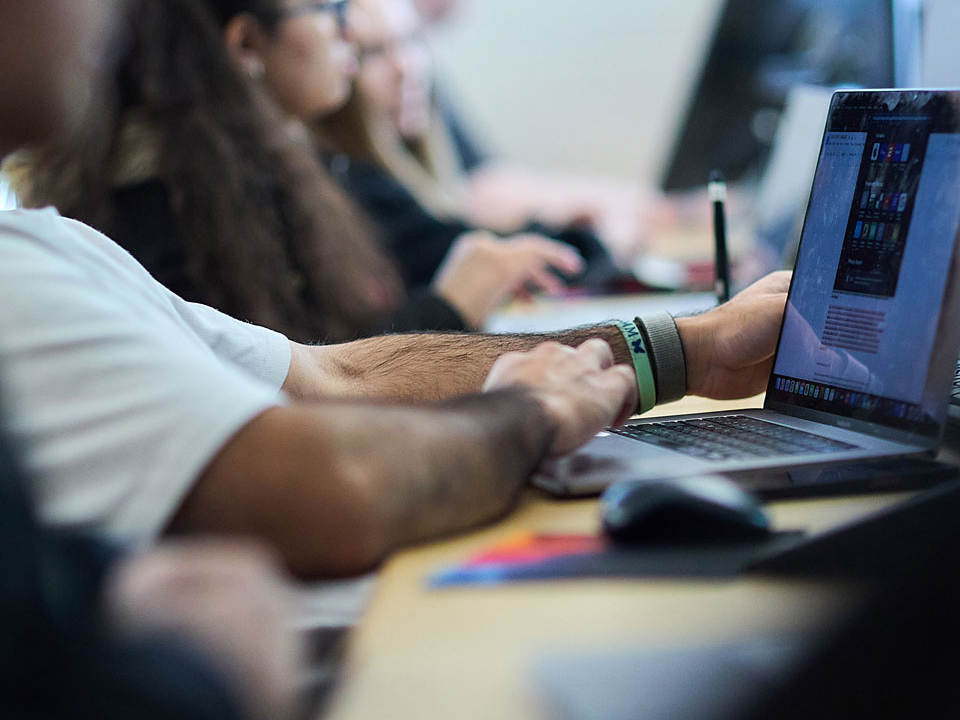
[[708, 170, 730, 303]]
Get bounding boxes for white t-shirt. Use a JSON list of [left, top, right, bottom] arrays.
[[0, 208, 291, 544]]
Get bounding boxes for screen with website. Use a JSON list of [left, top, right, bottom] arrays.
[[769, 92, 960, 435]]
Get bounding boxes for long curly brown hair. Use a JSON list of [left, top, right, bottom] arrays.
[[9, 0, 403, 343]]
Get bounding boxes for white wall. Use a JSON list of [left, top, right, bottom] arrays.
[[428, 0, 722, 182], [919, 0, 960, 86]]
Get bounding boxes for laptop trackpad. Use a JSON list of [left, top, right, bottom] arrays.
[[534, 438, 704, 497]]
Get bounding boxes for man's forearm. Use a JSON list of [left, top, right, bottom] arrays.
[[385, 390, 556, 542], [169, 390, 555, 577], [287, 326, 633, 403]]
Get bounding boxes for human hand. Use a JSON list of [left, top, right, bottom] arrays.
[[105, 540, 305, 720], [541, 186, 668, 268], [432, 231, 584, 328], [677, 270, 791, 399], [483, 338, 637, 455]]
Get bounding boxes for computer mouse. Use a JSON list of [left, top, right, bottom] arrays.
[[601, 475, 772, 545]]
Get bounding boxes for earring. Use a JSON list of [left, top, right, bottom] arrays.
[[247, 58, 265, 80]]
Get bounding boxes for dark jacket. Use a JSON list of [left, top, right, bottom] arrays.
[[326, 156, 626, 292], [0, 410, 243, 720], [107, 179, 467, 336]]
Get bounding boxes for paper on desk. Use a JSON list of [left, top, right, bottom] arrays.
[[428, 531, 805, 588], [429, 533, 606, 588]]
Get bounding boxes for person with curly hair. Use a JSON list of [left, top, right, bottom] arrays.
[[7, 0, 585, 341]]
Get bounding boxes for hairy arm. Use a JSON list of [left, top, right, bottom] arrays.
[[285, 325, 631, 403], [168, 390, 555, 578], [171, 339, 634, 578], [284, 271, 791, 404], [169, 274, 788, 578]]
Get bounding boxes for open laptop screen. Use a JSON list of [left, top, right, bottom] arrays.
[[767, 90, 960, 439]]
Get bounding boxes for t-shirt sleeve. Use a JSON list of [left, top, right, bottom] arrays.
[[0, 220, 286, 544], [162, 290, 292, 391]]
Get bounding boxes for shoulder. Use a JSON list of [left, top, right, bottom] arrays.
[[0, 206, 81, 246], [0, 207, 166, 292], [0, 207, 290, 387], [2, 206, 134, 256], [0, 208, 113, 280], [0, 210, 287, 543]]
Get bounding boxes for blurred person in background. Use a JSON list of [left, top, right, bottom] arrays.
[[411, 0, 464, 25], [6, 0, 586, 338], [410, 0, 672, 267], [317, 0, 635, 292]]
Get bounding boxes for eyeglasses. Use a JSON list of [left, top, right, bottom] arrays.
[[284, 0, 350, 34], [357, 31, 427, 64]]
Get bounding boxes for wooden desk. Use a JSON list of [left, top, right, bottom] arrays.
[[324, 395, 908, 720]]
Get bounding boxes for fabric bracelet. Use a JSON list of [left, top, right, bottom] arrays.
[[614, 320, 656, 414], [635, 313, 687, 405]]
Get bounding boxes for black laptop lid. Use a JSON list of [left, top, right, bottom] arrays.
[[764, 90, 960, 446]]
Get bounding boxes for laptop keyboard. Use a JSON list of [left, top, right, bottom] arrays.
[[952, 362, 960, 404], [609, 415, 857, 461]]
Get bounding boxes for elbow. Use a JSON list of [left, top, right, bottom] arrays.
[[277, 461, 395, 579], [282, 523, 390, 580], [169, 406, 399, 580], [170, 454, 395, 580]]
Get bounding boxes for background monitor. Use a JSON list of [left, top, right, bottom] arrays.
[[748, 83, 836, 276], [660, 0, 899, 191]]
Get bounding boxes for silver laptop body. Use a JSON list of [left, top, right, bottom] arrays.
[[536, 90, 960, 496]]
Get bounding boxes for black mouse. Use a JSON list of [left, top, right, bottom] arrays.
[[601, 475, 772, 544]]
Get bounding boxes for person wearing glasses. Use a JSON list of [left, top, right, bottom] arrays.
[[319, 0, 669, 272], [7, 0, 586, 340], [315, 0, 631, 297]]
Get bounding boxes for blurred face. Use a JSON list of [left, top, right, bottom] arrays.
[[411, 0, 467, 26], [256, 0, 359, 120], [0, 0, 120, 156], [354, 0, 432, 139]]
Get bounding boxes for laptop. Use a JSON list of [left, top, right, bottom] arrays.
[[535, 89, 960, 497], [949, 358, 960, 423]]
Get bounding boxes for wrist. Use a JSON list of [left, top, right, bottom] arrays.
[[469, 387, 558, 463], [675, 315, 707, 397], [635, 312, 686, 404], [613, 320, 656, 414]]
